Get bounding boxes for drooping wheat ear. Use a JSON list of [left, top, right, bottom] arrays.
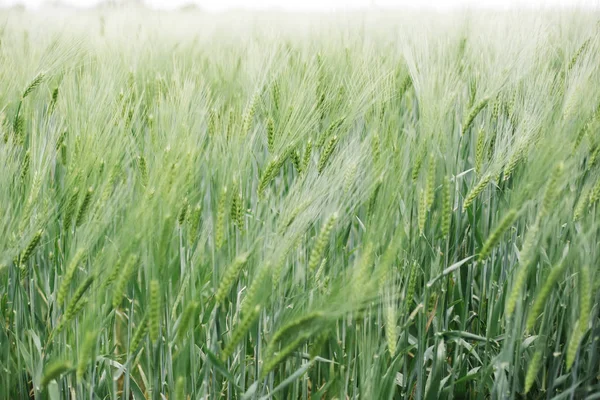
[[65, 275, 94, 317], [100, 167, 118, 204], [188, 202, 202, 241], [418, 189, 427, 235], [343, 162, 357, 194], [175, 377, 186, 400], [207, 108, 216, 137], [372, 133, 381, 164], [579, 264, 591, 334], [405, 262, 419, 315], [468, 79, 477, 108], [230, 180, 244, 231], [214, 253, 249, 305], [272, 80, 280, 111], [317, 117, 344, 148], [399, 73, 413, 97], [308, 213, 338, 272], [57, 248, 86, 305], [505, 90, 517, 122], [258, 157, 281, 198], [241, 93, 258, 137], [178, 197, 189, 226], [56, 130, 67, 153], [426, 155, 436, 210], [491, 95, 501, 120], [318, 135, 338, 174], [112, 254, 138, 308], [77, 330, 97, 381], [412, 145, 426, 181], [73, 134, 83, 161], [175, 301, 198, 344], [225, 108, 235, 141], [235, 192, 245, 232], [573, 122, 590, 153], [505, 264, 528, 312], [50, 279, 93, 340], [475, 128, 486, 174], [129, 313, 149, 353], [51, 299, 88, 339], [267, 117, 275, 153], [314, 257, 327, 287], [290, 149, 302, 173], [102, 257, 121, 289], [40, 360, 72, 388], [524, 349, 543, 394], [385, 301, 398, 356], [14, 114, 25, 145], [220, 304, 260, 361], [539, 162, 563, 219], [240, 264, 270, 318], [442, 177, 451, 238], [20, 150, 30, 185], [478, 209, 517, 262], [574, 103, 600, 152], [487, 130, 497, 161], [22, 72, 45, 99], [75, 187, 93, 227], [171, 274, 190, 317], [215, 186, 227, 248], [302, 139, 313, 173], [149, 280, 161, 343], [63, 187, 80, 231], [566, 319, 583, 370], [0, 112, 6, 143], [567, 38, 591, 73], [521, 221, 540, 266], [19, 229, 43, 266], [588, 145, 600, 170], [462, 173, 491, 209], [574, 186, 590, 221], [503, 147, 523, 181], [261, 330, 312, 379], [461, 97, 489, 136], [589, 178, 600, 205], [280, 201, 311, 233], [525, 260, 568, 332], [138, 156, 148, 185], [49, 86, 59, 113]]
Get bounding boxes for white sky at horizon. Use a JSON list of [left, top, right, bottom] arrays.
[[0, 0, 598, 11]]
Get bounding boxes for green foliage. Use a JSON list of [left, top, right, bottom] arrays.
[[0, 9, 599, 400]]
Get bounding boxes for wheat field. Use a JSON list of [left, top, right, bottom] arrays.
[[0, 7, 599, 399]]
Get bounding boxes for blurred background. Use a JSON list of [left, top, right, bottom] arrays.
[[0, 0, 597, 11]]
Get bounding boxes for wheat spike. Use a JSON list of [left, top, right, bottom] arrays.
[[308, 213, 338, 272], [524, 349, 543, 393], [57, 248, 86, 305], [478, 210, 517, 262], [463, 173, 491, 209], [149, 280, 161, 343]]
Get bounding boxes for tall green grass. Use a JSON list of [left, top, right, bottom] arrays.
[[1, 7, 599, 399]]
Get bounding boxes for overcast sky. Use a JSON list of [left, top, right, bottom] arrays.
[[0, 0, 598, 11]]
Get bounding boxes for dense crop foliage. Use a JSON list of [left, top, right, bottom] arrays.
[[1, 8, 599, 399]]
